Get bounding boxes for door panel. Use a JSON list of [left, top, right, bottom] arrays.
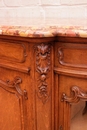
[[0, 76, 25, 130], [0, 87, 21, 130], [58, 75, 87, 130]]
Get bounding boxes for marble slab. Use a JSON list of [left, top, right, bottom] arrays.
[[0, 18, 87, 38]]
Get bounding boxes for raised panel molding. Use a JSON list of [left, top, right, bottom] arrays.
[[0, 41, 27, 63], [0, 41, 30, 74], [0, 61, 30, 74], [54, 67, 87, 78], [58, 45, 87, 68]]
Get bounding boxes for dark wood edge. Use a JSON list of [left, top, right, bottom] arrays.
[[0, 35, 55, 43], [54, 67, 87, 78], [56, 36, 87, 43], [1, 34, 87, 43]]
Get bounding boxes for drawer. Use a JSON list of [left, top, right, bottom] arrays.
[[55, 42, 87, 70], [0, 39, 30, 74], [0, 40, 27, 63]]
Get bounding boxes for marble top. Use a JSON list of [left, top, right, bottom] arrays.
[[0, 18, 87, 38]]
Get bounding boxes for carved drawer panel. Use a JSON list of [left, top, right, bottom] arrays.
[[55, 42, 87, 69], [0, 41, 26, 63], [0, 40, 31, 74]]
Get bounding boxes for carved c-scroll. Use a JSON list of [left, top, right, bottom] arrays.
[[35, 43, 51, 103], [0, 76, 28, 100], [62, 86, 87, 103], [58, 47, 64, 65]]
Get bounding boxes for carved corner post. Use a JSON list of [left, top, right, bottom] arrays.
[[34, 42, 53, 130], [35, 43, 51, 103]]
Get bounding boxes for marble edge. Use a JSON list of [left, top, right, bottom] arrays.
[[0, 25, 87, 38]]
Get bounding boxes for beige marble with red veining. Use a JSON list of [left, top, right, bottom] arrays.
[[0, 18, 87, 38]]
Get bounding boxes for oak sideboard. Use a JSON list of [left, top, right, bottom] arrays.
[[0, 24, 87, 130]]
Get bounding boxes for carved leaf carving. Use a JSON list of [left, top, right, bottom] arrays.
[[35, 43, 51, 103]]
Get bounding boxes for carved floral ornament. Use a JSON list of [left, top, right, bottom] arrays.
[[62, 86, 87, 104], [35, 43, 51, 103]]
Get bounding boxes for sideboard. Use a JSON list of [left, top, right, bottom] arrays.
[[0, 24, 87, 130]]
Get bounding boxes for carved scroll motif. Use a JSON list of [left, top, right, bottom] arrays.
[[58, 47, 64, 65], [62, 86, 87, 103], [0, 76, 28, 100], [35, 43, 51, 103]]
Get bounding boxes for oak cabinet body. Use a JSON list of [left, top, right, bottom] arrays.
[[0, 34, 87, 130]]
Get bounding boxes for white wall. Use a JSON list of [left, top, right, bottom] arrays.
[[0, 0, 87, 19]]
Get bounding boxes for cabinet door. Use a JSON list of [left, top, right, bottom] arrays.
[[57, 75, 87, 130], [0, 72, 28, 130], [59, 75, 87, 130]]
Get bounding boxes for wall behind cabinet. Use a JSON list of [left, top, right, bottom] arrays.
[[0, 0, 87, 22]]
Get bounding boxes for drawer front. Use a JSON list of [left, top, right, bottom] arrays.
[[0, 41, 26, 63], [0, 39, 30, 74], [55, 42, 87, 69]]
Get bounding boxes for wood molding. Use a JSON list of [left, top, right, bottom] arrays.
[[58, 46, 87, 68], [54, 67, 87, 78], [0, 41, 27, 63], [0, 61, 30, 74]]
